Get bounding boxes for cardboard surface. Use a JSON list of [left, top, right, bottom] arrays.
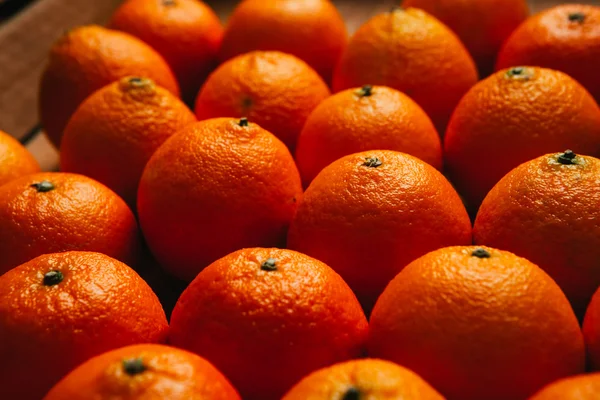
[[0, 0, 593, 170]]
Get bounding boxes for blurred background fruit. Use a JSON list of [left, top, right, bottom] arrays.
[[218, 0, 347, 84], [0, 128, 40, 186], [332, 7, 478, 134], [195, 51, 330, 151], [44, 344, 241, 400], [295, 84, 442, 187], [137, 118, 302, 281], [0, 251, 168, 400], [109, 0, 223, 104], [288, 150, 472, 312], [60, 76, 196, 208], [169, 248, 368, 400], [368, 246, 585, 400], [497, 4, 600, 103], [528, 373, 600, 400], [444, 67, 600, 210], [0, 172, 140, 275], [38, 25, 179, 148]]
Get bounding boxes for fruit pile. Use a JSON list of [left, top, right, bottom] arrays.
[[1, 0, 600, 399]]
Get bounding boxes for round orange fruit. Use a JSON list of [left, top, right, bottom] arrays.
[[169, 248, 368, 400], [368, 246, 585, 400], [474, 151, 600, 318], [295, 84, 442, 186], [529, 373, 600, 400], [109, 0, 223, 103], [282, 358, 444, 400], [287, 150, 472, 312], [332, 7, 478, 133], [194, 51, 330, 150], [0, 172, 140, 275], [444, 66, 600, 210], [583, 286, 600, 370], [39, 25, 179, 147], [496, 4, 600, 102], [137, 118, 303, 281], [60, 76, 196, 207], [218, 0, 347, 83], [0, 251, 168, 400], [0, 129, 40, 187], [402, 0, 529, 76], [44, 344, 240, 400]]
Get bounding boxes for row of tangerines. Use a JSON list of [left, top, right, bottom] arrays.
[[2, 242, 600, 400]]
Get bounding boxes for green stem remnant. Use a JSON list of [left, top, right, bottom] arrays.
[[342, 387, 362, 400], [43, 270, 64, 286], [363, 156, 383, 168], [30, 180, 55, 193], [472, 248, 491, 259], [356, 85, 373, 97], [239, 117, 249, 127], [568, 12, 586, 23], [123, 358, 147, 376], [261, 258, 277, 271], [557, 150, 577, 165]]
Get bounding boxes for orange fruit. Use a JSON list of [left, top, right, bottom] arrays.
[[0, 251, 168, 400], [295, 84, 442, 186], [332, 7, 478, 133], [169, 248, 368, 400], [474, 151, 600, 318], [287, 150, 471, 312], [218, 0, 347, 83], [0, 172, 140, 275], [444, 66, 600, 209], [138, 118, 303, 281], [44, 344, 240, 400], [496, 4, 600, 103], [402, 0, 529, 76], [583, 286, 600, 370], [60, 76, 196, 207], [0, 129, 40, 186], [109, 0, 223, 103], [39, 25, 180, 147], [281, 358, 444, 400], [194, 51, 330, 150], [368, 246, 585, 400], [528, 373, 600, 400]]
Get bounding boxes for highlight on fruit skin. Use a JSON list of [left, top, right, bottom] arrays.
[[528, 372, 600, 399], [43, 344, 241, 400]]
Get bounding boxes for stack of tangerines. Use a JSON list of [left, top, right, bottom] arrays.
[[1, 0, 600, 399]]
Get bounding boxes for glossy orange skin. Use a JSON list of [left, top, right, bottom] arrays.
[[218, 0, 347, 83], [138, 118, 303, 281], [332, 8, 478, 133], [474, 152, 600, 318], [529, 373, 600, 399], [194, 51, 330, 150], [282, 358, 444, 400], [295, 85, 442, 186], [60, 76, 196, 207], [583, 287, 600, 370], [496, 4, 600, 102], [0, 172, 140, 275], [287, 150, 472, 312], [0, 252, 168, 400], [369, 246, 585, 400], [169, 248, 368, 400], [444, 67, 600, 209], [0, 129, 40, 186], [44, 344, 240, 400], [39, 25, 180, 147], [402, 0, 529, 76], [109, 0, 223, 103]]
